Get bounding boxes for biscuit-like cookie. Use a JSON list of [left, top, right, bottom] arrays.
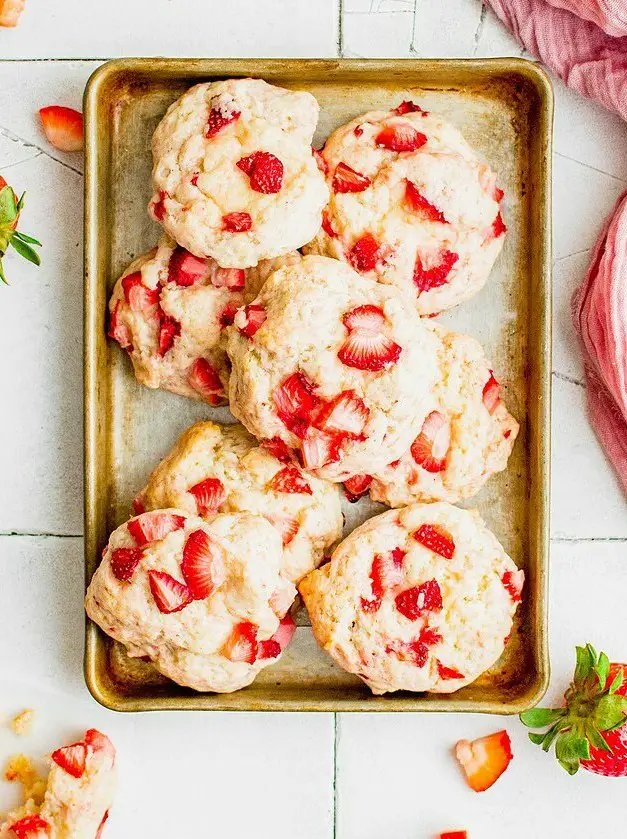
[[0, 730, 116, 839], [85, 510, 296, 693], [225, 254, 441, 482], [304, 101, 506, 315], [299, 503, 523, 695], [135, 421, 343, 584], [150, 79, 329, 267]]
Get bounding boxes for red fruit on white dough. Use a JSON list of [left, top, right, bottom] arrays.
[[108, 302, 133, 349], [338, 304, 401, 372], [393, 100, 427, 116], [269, 577, 297, 616], [259, 614, 296, 659], [157, 314, 181, 356], [437, 661, 465, 681], [502, 568, 525, 602], [348, 233, 380, 273], [206, 105, 240, 138], [187, 357, 224, 404], [410, 411, 450, 473], [273, 372, 320, 439], [147, 570, 193, 614], [482, 373, 501, 414], [404, 180, 448, 222], [413, 250, 459, 292], [237, 151, 284, 194], [222, 212, 252, 232], [236, 303, 267, 338], [181, 529, 226, 600], [168, 248, 209, 286], [375, 122, 427, 153], [127, 511, 186, 546], [110, 547, 143, 582], [312, 147, 328, 175], [332, 161, 372, 194], [260, 437, 296, 464], [267, 465, 313, 495], [188, 477, 227, 516], [455, 730, 513, 792], [211, 266, 245, 290], [7, 815, 51, 839], [343, 473, 372, 503], [492, 211, 507, 238], [51, 742, 87, 778], [84, 728, 115, 759], [222, 622, 258, 663], [314, 390, 369, 439], [39, 106, 84, 152], [95, 811, 109, 839], [394, 579, 443, 620], [413, 523, 455, 559], [121, 272, 159, 313], [265, 513, 300, 547], [220, 300, 240, 327], [342, 304, 386, 332], [360, 547, 406, 613], [301, 426, 342, 471]]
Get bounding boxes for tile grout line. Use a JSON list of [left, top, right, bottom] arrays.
[[0, 124, 83, 176], [552, 370, 585, 388], [554, 150, 627, 184], [337, 0, 344, 58]]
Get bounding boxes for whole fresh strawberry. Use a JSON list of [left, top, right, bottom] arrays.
[[0, 176, 41, 284], [520, 644, 627, 776]]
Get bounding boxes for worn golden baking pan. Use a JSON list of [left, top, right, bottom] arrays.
[[84, 58, 552, 712]]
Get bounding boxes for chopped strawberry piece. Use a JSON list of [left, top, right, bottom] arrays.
[[110, 547, 143, 582], [189, 477, 227, 516], [375, 122, 427, 152], [188, 358, 224, 403], [132, 494, 146, 515], [260, 437, 296, 463], [395, 579, 443, 620], [191, 173, 199, 187], [437, 661, 465, 680], [338, 330, 402, 372], [259, 614, 296, 659], [237, 151, 284, 194], [39, 106, 83, 152], [220, 301, 240, 327], [413, 523, 455, 559], [151, 190, 168, 221], [51, 742, 87, 778], [206, 105, 241, 138], [420, 626, 443, 646], [222, 212, 252, 232], [342, 304, 385, 332], [265, 513, 300, 547], [108, 302, 132, 349], [311, 146, 328, 174], [404, 181, 447, 222], [315, 390, 369, 439], [393, 100, 426, 115], [321, 209, 338, 238], [181, 529, 226, 599], [386, 638, 430, 667], [222, 622, 258, 663], [168, 248, 209, 286], [257, 639, 281, 659], [84, 728, 115, 758], [237, 303, 267, 338], [410, 411, 450, 473], [348, 233, 380, 273], [502, 569, 525, 602], [439, 832, 467, 839], [360, 548, 406, 612], [128, 511, 186, 546], [413, 250, 459, 292], [273, 372, 320, 438], [158, 314, 181, 356], [268, 465, 313, 495], [148, 570, 193, 614], [353, 124, 364, 136], [121, 272, 159, 313], [332, 162, 371, 194], [482, 372, 501, 414], [301, 426, 342, 470], [343, 473, 372, 502], [455, 730, 513, 792], [493, 185, 504, 202], [8, 815, 51, 839], [492, 211, 507, 237], [211, 266, 246, 290]]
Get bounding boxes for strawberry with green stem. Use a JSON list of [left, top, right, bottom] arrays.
[[0, 175, 41, 284], [520, 644, 627, 776]]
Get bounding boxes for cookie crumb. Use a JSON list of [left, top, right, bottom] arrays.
[[10, 709, 35, 737]]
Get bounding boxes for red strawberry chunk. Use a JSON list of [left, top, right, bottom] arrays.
[[312, 147, 328, 175], [211, 266, 246, 290], [413, 523, 455, 559], [181, 529, 226, 599], [440, 832, 467, 839], [128, 511, 186, 546], [395, 579, 443, 620], [110, 547, 143, 582], [338, 330, 402, 372], [354, 124, 364, 136], [375, 122, 427, 152], [260, 437, 296, 464], [493, 185, 504, 202], [492, 211, 507, 238], [237, 303, 267, 338], [132, 494, 146, 515], [220, 300, 240, 327], [502, 568, 524, 602], [405, 180, 447, 222], [206, 105, 241, 138], [51, 742, 87, 778], [8, 815, 51, 839], [258, 639, 281, 660], [121, 272, 159, 313], [108, 302, 132, 349], [95, 812, 109, 839], [148, 570, 193, 614], [386, 638, 430, 668], [188, 358, 224, 403], [84, 728, 115, 758], [273, 372, 320, 438], [301, 426, 342, 470], [222, 622, 258, 663], [259, 614, 296, 659], [343, 473, 372, 502], [39, 105, 83, 152], [360, 547, 406, 612], [410, 411, 450, 473], [437, 661, 465, 680], [393, 100, 427, 116], [265, 513, 300, 547], [158, 314, 181, 356], [237, 151, 284, 194], [151, 190, 168, 221], [189, 477, 227, 516], [168, 248, 209, 286], [343, 304, 385, 332], [332, 161, 371, 194], [348, 233, 380, 273], [413, 250, 459, 292], [315, 390, 369, 439], [482, 372, 501, 414], [268, 465, 313, 495], [455, 730, 513, 792], [222, 212, 252, 232], [321, 209, 338, 238]]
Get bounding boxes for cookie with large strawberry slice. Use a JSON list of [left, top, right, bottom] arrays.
[[134, 420, 342, 584], [225, 254, 441, 482], [150, 78, 328, 267], [85, 509, 297, 693], [304, 100, 506, 315], [299, 502, 523, 695]]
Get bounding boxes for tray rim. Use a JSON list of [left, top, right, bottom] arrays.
[[84, 55, 553, 714]]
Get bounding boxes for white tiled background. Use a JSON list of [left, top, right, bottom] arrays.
[[1, 2, 626, 837]]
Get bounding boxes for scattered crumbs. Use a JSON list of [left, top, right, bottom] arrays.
[[3, 754, 46, 805], [10, 710, 35, 737]]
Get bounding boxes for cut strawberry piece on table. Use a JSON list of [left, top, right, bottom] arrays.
[[108, 303, 132, 349], [437, 661, 465, 680], [236, 303, 267, 338], [260, 437, 296, 463], [268, 465, 312, 495], [332, 161, 371, 194], [158, 314, 181, 356], [128, 511, 186, 546], [168, 248, 209, 286], [222, 212, 252, 232], [301, 426, 342, 470], [315, 390, 369, 439], [273, 372, 320, 438], [212, 266, 245, 290], [51, 742, 87, 778], [404, 180, 447, 222], [265, 513, 300, 547], [110, 547, 143, 582], [220, 301, 240, 327], [39, 106, 83, 152], [237, 151, 284, 193], [8, 816, 51, 839], [189, 477, 227, 516], [393, 100, 426, 115], [188, 358, 224, 403], [411, 411, 450, 473], [181, 529, 226, 599], [361, 547, 406, 613], [348, 233, 380, 273], [343, 473, 372, 502], [338, 329, 402, 372], [148, 570, 193, 614], [492, 211, 507, 237], [375, 122, 427, 152], [206, 105, 241, 138], [121, 272, 159, 312], [395, 579, 443, 620], [455, 730, 513, 792], [502, 569, 525, 602], [413, 523, 455, 559], [413, 250, 458, 292], [222, 622, 258, 663], [482, 372, 501, 414]]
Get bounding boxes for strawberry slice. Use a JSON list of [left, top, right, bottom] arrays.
[[151, 190, 168, 221], [413, 250, 459, 292], [312, 147, 328, 175], [51, 742, 87, 778], [108, 302, 132, 349], [148, 570, 193, 614], [237, 303, 267, 338], [321, 210, 338, 238], [181, 529, 226, 599], [395, 579, 443, 620], [360, 547, 405, 613], [315, 390, 369, 439], [39, 106, 83, 152], [84, 729, 115, 758], [206, 105, 241, 138], [158, 314, 181, 356], [482, 372, 501, 414], [121, 272, 159, 313], [375, 122, 427, 152], [268, 465, 313, 495], [222, 212, 252, 232], [273, 372, 320, 438], [188, 358, 224, 404], [260, 437, 296, 463], [404, 181, 447, 222], [437, 661, 465, 680], [332, 162, 371, 194], [189, 477, 227, 516], [410, 411, 450, 473], [502, 569, 525, 602], [220, 300, 240, 327], [439, 832, 467, 839], [265, 513, 300, 547], [343, 473, 372, 502], [393, 101, 426, 115], [338, 330, 401, 372], [222, 622, 258, 663], [342, 304, 386, 332], [348, 233, 380, 273], [211, 266, 246, 290], [413, 523, 455, 559], [259, 614, 296, 659], [8, 816, 51, 839], [167, 248, 209, 286], [492, 211, 507, 238], [455, 730, 513, 792], [110, 547, 143, 582], [301, 426, 342, 470], [237, 151, 284, 194], [128, 511, 186, 546]]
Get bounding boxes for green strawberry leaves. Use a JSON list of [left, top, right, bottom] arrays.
[[0, 184, 42, 284]]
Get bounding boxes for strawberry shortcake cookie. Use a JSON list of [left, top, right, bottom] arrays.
[[134, 421, 343, 584], [299, 503, 524, 695], [150, 79, 329, 267], [85, 510, 296, 693], [0, 729, 116, 839], [305, 101, 506, 315], [225, 254, 441, 482]]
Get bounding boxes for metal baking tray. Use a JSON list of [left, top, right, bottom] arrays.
[[84, 58, 552, 712]]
